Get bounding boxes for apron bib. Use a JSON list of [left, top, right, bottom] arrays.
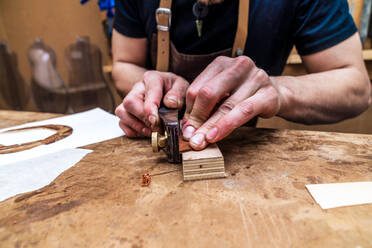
[[152, 0, 257, 126]]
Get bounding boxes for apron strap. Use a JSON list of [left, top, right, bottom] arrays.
[[156, 0, 172, 72], [156, 0, 249, 71], [232, 0, 249, 57]]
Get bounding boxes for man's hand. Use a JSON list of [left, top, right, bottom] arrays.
[[115, 71, 189, 137], [182, 56, 284, 150]]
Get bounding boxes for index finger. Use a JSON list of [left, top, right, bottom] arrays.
[[185, 56, 233, 116], [122, 82, 148, 125], [207, 91, 268, 143], [187, 58, 253, 129]]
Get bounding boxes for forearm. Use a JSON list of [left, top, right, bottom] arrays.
[[273, 67, 371, 124], [112, 62, 147, 95]]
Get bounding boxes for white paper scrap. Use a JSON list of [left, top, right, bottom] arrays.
[[306, 182, 372, 209], [0, 108, 124, 166], [0, 148, 92, 202]]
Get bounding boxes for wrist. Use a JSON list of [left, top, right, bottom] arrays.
[[270, 76, 294, 117], [113, 62, 147, 95]]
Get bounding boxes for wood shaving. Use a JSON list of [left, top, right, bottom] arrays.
[[141, 169, 180, 187], [141, 173, 151, 187]]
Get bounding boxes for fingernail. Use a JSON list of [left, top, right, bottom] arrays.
[[183, 126, 195, 139], [190, 133, 205, 147], [151, 106, 158, 117], [142, 127, 151, 136], [149, 115, 157, 126], [206, 127, 218, 141], [167, 96, 177, 105]]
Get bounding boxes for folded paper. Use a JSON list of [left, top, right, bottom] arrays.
[[0, 148, 92, 202], [306, 182, 372, 209]]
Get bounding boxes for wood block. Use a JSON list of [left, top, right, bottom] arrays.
[[182, 143, 226, 181]]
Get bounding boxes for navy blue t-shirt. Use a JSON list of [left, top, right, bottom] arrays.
[[113, 0, 357, 76]]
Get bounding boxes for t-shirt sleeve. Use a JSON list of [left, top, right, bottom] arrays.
[[113, 0, 146, 38], [293, 0, 357, 56]]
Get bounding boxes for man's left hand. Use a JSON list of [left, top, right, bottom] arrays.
[[182, 55, 285, 150]]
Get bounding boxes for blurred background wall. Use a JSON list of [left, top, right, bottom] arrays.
[[0, 14, 7, 41], [0, 0, 110, 101]]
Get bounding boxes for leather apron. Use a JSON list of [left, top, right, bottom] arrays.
[[152, 0, 257, 126]]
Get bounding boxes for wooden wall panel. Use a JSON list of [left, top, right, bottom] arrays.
[[0, 14, 7, 41], [0, 14, 11, 109], [348, 0, 364, 29]]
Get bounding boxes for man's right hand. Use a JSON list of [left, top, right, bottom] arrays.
[[115, 71, 189, 137]]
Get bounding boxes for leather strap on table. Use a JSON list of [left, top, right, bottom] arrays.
[[232, 0, 249, 57], [156, 0, 172, 72]]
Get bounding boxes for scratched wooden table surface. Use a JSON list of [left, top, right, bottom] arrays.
[[0, 110, 372, 248]]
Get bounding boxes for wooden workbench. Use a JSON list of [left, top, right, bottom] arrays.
[[0, 110, 371, 247]]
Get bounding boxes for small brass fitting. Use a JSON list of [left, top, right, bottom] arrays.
[[152, 131, 168, 152]]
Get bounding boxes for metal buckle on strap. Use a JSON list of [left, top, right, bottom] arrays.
[[156, 8, 172, 31]]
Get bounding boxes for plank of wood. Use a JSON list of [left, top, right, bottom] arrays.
[[2, 111, 372, 247], [182, 143, 226, 181]]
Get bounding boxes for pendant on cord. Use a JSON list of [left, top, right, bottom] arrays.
[[192, 1, 209, 37]]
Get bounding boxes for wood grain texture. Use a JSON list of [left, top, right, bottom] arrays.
[[182, 143, 226, 181], [0, 110, 372, 247]]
